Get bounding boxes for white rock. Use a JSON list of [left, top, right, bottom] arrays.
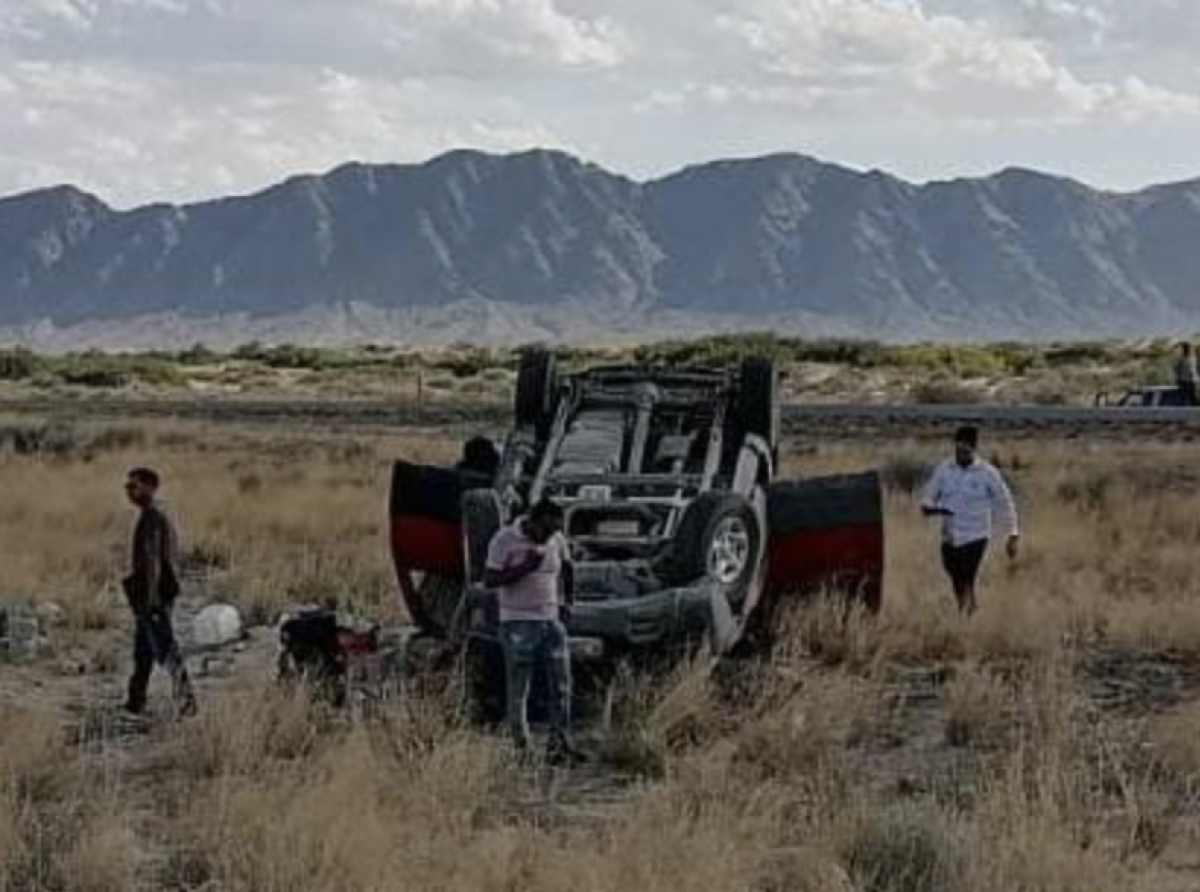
[[193, 604, 243, 648]]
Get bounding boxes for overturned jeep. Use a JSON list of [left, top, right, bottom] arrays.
[[390, 352, 883, 711]]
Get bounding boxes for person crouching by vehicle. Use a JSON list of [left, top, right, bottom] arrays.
[[122, 467, 197, 717], [484, 498, 586, 764], [920, 427, 1020, 615]]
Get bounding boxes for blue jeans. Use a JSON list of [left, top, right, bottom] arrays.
[[499, 620, 571, 746]]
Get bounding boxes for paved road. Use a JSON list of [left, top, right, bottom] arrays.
[[784, 403, 1200, 439], [3, 396, 1200, 438]]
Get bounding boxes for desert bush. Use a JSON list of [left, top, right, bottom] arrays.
[[49, 351, 184, 388], [1028, 386, 1070, 406], [599, 659, 718, 777], [943, 662, 1011, 748], [883, 343, 1010, 377], [964, 755, 1132, 891], [65, 820, 137, 892], [174, 342, 220, 365], [0, 786, 23, 878], [61, 368, 123, 389], [841, 807, 963, 892], [731, 672, 874, 788], [1055, 470, 1115, 512], [436, 345, 508, 378], [188, 724, 511, 892], [85, 426, 145, 455], [1151, 704, 1200, 788], [634, 332, 799, 366], [793, 594, 881, 670], [181, 687, 321, 780], [1043, 341, 1124, 367], [0, 706, 69, 801], [0, 705, 124, 892], [910, 378, 982, 404], [0, 422, 83, 457], [0, 348, 36, 380]]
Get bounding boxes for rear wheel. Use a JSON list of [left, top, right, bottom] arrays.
[[515, 349, 559, 437], [656, 492, 762, 601]]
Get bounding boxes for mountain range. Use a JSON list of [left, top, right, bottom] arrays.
[[2, 148, 1199, 349]]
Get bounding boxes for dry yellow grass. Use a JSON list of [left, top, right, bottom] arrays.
[[0, 418, 456, 628], [1152, 703, 1200, 787], [2, 416, 1200, 891]]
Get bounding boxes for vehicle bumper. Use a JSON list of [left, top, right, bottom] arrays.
[[466, 584, 718, 661], [569, 585, 715, 649]]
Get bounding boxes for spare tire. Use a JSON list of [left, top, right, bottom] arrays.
[[656, 492, 762, 600], [735, 357, 779, 451], [515, 349, 559, 436]]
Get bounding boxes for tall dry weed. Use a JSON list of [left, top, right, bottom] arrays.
[[64, 819, 137, 892], [0, 420, 455, 627], [180, 686, 320, 779], [1151, 703, 1200, 790]]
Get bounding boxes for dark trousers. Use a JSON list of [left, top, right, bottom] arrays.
[[128, 606, 193, 711], [499, 620, 571, 747], [941, 539, 989, 606], [1181, 382, 1199, 407]]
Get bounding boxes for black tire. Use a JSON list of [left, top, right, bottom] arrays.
[[462, 489, 502, 584], [515, 349, 559, 436], [736, 357, 779, 451], [656, 492, 762, 599]]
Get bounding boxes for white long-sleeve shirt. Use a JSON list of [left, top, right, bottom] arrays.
[[921, 459, 1019, 547]]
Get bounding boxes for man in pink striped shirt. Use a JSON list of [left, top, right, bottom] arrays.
[[485, 499, 584, 764]]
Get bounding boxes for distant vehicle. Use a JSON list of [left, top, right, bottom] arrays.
[[1095, 386, 1193, 408], [388, 351, 884, 719]]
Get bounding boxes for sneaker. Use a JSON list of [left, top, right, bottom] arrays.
[[122, 700, 146, 717]]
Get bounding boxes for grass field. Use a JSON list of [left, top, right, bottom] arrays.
[[2, 413, 1200, 891]]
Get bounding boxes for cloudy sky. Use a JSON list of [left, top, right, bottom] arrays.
[[2, 0, 1199, 206]]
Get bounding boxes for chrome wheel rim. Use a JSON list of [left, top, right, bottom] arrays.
[[708, 516, 751, 585]]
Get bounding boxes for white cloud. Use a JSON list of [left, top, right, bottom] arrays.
[[0, 0, 1198, 202], [0, 61, 582, 205], [694, 0, 1196, 124], [380, 0, 626, 68]]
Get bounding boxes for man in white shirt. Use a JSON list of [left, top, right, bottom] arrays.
[[484, 498, 584, 764], [920, 426, 1020, 614]]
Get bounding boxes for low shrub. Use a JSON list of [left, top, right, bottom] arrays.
[[0, 348, 37, 380], [910, 379, 982, 405]]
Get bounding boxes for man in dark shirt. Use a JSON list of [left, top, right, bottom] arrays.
[[122, 467, 196, 717]]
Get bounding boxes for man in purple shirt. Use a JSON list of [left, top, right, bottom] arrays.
[[484, 498, 584, 763]]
